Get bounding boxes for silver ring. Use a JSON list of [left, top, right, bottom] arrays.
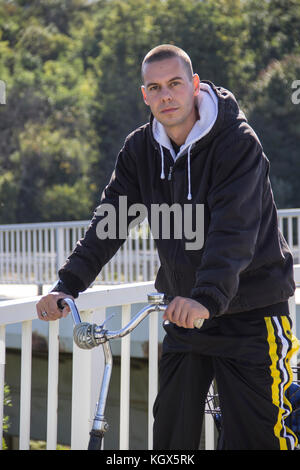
[[41, 311, 48, 318]]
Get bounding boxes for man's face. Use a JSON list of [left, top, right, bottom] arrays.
[[141, 57, 200, 132]]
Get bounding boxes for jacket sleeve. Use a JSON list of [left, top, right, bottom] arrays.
[[56, 143, 141, 296], [190, 136, 265, 317]]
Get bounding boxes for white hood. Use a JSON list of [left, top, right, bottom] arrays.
[[152, 82, 218, 199]]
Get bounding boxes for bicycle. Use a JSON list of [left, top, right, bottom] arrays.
[[57, 293, 300, 450], [57, 292, 207, 450]]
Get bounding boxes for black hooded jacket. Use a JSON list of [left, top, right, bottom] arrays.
[[54, 81, 295, 318]]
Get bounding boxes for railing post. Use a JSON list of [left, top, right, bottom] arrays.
[[0, 325, 5, 450], [19, 321, 32, 450], [70, 307, 105, 450], [46, 320, 60, 450], [148, 308, 158, 450], [119, 304, 131, 450], [56, 227, 65, 272], [205, 387, 215, 450]]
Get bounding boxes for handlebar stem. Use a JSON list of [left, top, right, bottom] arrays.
[[90, 340, 112, 435]]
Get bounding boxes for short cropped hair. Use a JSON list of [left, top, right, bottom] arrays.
[[141, 44, 194, 82]]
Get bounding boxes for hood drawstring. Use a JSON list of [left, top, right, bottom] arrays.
[[159, 144, 192, 200], [159, 144, 165, 179], [187, 145, 192, 200]]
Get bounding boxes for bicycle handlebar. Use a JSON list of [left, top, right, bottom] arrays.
[[57, 292, 204, 350], [57, 293, 168, 350], [57, 297, 81, 324]]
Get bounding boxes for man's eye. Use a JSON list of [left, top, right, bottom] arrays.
[[171, 81, 180, 87], [149, 86, 158, 91]]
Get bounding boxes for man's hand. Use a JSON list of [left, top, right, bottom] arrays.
[[36, 291, 74, 321], [163, 296, 210, 329]]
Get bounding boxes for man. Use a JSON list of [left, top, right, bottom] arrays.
[[36, 45, 298, 450]]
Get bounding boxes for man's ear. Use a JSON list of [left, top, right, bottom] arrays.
[[141, 85, 149, 105], [193, 74, 200, 96]]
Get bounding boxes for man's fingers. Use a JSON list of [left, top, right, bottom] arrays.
[[36, 299, 49, 321], [61, 303, 71, 318], [162, 297, 209, 329], [164, 296, 180, 321], [176, 304, 189, 328], [36, 293, 70, 321], [164, 297, 188, 327]]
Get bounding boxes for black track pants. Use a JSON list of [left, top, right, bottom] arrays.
[[152, 314, 299, 450]]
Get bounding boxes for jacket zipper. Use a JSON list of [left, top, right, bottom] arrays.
[[168, 165, 174, 203], [167, 164, 181, 271]]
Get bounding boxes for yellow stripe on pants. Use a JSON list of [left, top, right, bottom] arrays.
[[265, 316, 299, 450]]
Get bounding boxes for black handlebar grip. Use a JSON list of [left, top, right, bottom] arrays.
[[57, 298, 66, 311]]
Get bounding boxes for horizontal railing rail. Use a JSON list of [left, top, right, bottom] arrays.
[[0, 208, 299, 286]]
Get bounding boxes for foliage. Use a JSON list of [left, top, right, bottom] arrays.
[[2, 383, 12, 450], [247, 54, 300, 208], [0, 0, 299, 224], [29, 440, 70, 450]]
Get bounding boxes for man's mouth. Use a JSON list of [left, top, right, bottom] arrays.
[[161, 107, 178, 114]]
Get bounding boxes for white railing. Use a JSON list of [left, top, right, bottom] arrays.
[[278, 209, 300, 264], [0, 281, 218, 450], [0, 219, 160, 286], [0, 270, 299, 451], [0, 282, 155, 450], [0, 208, 299, 287]]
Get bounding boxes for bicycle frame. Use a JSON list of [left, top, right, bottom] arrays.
[[59, 292, 169, 450]]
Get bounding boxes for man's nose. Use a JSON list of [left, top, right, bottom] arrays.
[[160, 87, 172, 102]]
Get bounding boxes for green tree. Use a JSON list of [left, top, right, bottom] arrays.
[[0, 0, 99, 222], [246, 55, 300, 208], [242, 0, 300, 80], [1, 0, 300, 224]]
